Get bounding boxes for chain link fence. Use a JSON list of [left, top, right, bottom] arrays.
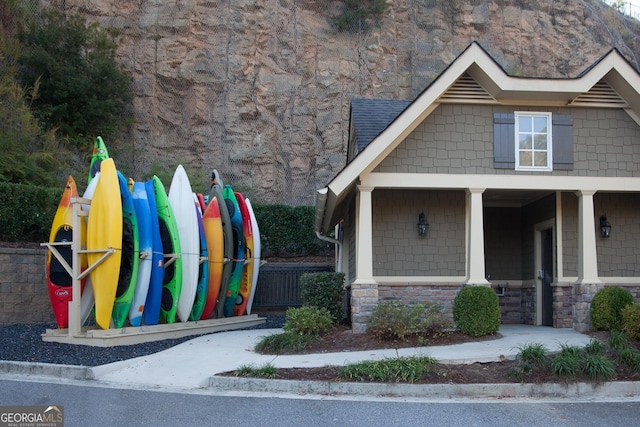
[[9, 1, 640, 205]]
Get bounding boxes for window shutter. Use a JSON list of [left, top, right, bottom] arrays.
[[552, 115, 573, 170], [493, 113, 515, 169]]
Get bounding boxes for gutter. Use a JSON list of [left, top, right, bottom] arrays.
[[314, 187, 343, 272]]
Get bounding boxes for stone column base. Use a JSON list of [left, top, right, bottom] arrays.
[[350, 281, 379, 334], [573, 282, 602, 333]]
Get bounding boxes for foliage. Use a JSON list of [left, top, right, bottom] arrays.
[[452, 286, 501, 337], [0, 74, 60, 186], [338, 356, 437, 383], [233, 363, 278, 378], [255, 306, 334, 354], [17, 8, 132, 148], [329, 0, 388, 33], [253, 203, 331, 257], [608, 329, 630, 350], [617, 347, 640, 372], [0, 181, 61, 242], [589, 286, 635, 331], [516, 343, 549, 368], [300, 272, 344, 322], [622, 303, 640, 340], [368, 300, 450, 341], [583, 355, 617, 381], [283, 306, 335, 336], [0, 184, 326, 257], [253, 331, 320, 354], [0, 2, 63, 187]]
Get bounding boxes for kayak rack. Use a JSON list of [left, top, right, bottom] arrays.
[[41, 196, 265, 347]]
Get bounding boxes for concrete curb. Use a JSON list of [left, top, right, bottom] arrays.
[[208, 375, 640, 399], [0, 361, 92, 380], [3, 359, 640, 400]]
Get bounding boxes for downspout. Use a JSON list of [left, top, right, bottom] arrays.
[[315, 188, 343, 272]]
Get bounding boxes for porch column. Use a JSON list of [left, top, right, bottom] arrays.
[[352, 185, 378, 333], [466, 188, 490, 285], [573, 190, 602, 332], [575, 190, 600, 284]]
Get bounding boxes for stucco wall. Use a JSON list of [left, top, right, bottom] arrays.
[[371, 189, 465, 276], [375, 104, 640, 177]]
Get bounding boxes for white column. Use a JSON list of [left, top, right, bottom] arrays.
[[466, 188, 490, 285], [576, 190, 601, 284], [354, 185, 375, 284]]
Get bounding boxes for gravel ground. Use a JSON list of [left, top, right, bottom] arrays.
[[0, 315, 285, 367]]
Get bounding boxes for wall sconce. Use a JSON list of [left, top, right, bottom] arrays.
[[599, 215, 611, 238], [417, 212, 428, 237]]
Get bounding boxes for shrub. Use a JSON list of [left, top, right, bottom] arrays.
[[622, 303, 640, 340], [282, 306, 334, 336], [233, 363, 278, 378], [551, 353, 581, 378], [452, 286, 500, 337], [608, 329, 630, 350], [253, 204, 331, 257], [254, 332, 320, 354], [583, 355, 616, 381], [300, 272, 344, 322], [368, 300, 449, 341], [337, 356, 436, 383], [0, 181, 61, 242], [589, 286, 634, 331], [516, 343, 549, 368], [617, 347, 640, 372]]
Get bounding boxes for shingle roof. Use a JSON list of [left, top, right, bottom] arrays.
[[351, 98, 412, 153]]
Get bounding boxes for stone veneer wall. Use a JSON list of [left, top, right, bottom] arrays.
[[496, 288, 523, 324], [0, 248, 53, 324], [554, 285, 574, 328], [521, 286, 536, 325], [377, 283, 461, 320]]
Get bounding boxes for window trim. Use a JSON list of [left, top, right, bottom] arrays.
[[514, 111, 553, 172]]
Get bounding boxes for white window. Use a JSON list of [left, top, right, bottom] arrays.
[[515, 112, 552, 171]]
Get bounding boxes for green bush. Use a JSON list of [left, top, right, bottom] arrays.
[[589, 286, 634, 331], [253, 203, 331, 257], [368, 300, 449, 341], [254, 332, 319, 354], [453, 286, 500, 337], [283, 306, 334, 336], [300, 272, 344, 321], [622, 303, 640, 340], [0, 191, 334, 260], [338, 355, 436, 383], [0, 181, 61, 242], [18, 8, 133, 146]]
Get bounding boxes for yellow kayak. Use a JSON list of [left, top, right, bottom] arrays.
[[86, 158, 122, 329]]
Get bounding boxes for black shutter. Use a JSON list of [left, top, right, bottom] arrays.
[[493, 113, 515, 169], [552, 114, 573, 170], [494, 113, 573, 170]]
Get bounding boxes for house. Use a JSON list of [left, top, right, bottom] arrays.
[[313, 42, 640, 334]]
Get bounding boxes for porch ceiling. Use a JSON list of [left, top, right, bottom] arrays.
[[483, 189, 554, 207]]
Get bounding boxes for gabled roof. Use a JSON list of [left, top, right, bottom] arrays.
[[315, 41, 640, 235], [350, 98, 412, 155]]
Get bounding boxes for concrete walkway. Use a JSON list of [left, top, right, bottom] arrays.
[[3, 325, 640, 400]]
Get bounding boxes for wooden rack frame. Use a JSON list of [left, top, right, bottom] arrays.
[[41, 197, 264, 347]]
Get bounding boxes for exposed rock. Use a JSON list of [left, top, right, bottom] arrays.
[[51, 0, 640, 204]]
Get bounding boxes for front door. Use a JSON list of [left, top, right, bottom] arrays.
[[540, 228, 554, 326]]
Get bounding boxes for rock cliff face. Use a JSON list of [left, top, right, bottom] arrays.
[[52, 0, 640, 204]]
